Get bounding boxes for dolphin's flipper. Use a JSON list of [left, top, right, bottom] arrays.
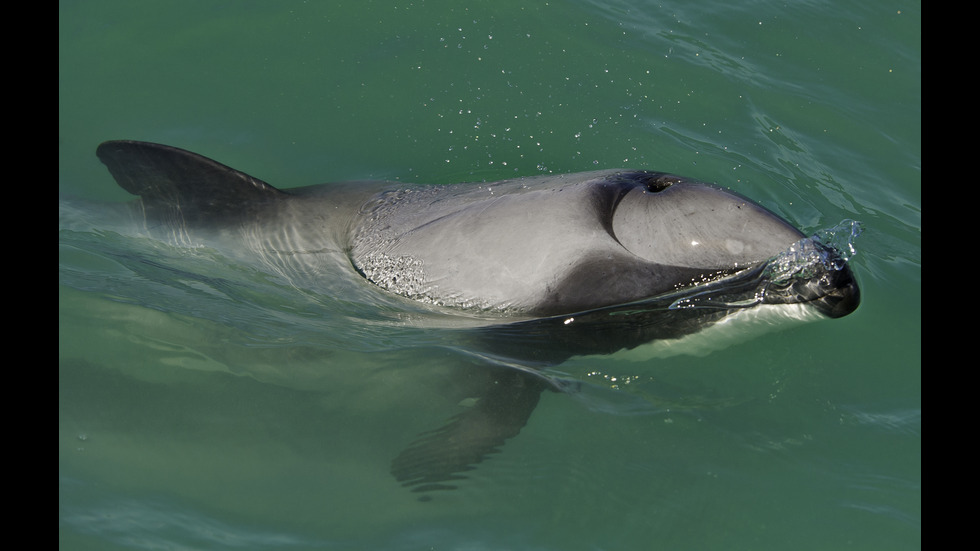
[[391, 369, 551, 493], [96, 140, 287, 229]]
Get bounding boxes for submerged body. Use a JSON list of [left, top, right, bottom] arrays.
[[94, 140, 860, 492]]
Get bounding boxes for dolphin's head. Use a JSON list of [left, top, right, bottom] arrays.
[[534, 171, 859, 318], [601, 172, 807, 272]]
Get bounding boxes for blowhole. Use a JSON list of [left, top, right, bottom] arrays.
[[643, 175, 677, 193]]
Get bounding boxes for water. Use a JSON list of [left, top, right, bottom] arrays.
[[59, 1, 920, 549]]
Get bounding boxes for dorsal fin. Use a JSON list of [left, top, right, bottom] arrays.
[[96, 140, 287, 227]]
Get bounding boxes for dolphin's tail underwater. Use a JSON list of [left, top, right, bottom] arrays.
[[95, 140, 558, 496]]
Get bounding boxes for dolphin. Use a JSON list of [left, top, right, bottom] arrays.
[[94, 140, 860, 492]]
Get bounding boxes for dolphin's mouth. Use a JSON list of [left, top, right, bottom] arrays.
[[667, 220, 863, 318], [761, 253, 860, 318]]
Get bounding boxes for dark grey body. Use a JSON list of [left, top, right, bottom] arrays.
[[95, 140, 859, 493]]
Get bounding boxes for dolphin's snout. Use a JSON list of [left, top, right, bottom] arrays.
[[809, 266, 860, 318], [764, 263, 860, 318]]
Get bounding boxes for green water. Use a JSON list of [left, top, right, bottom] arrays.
[[60, 1, 920, 550]]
